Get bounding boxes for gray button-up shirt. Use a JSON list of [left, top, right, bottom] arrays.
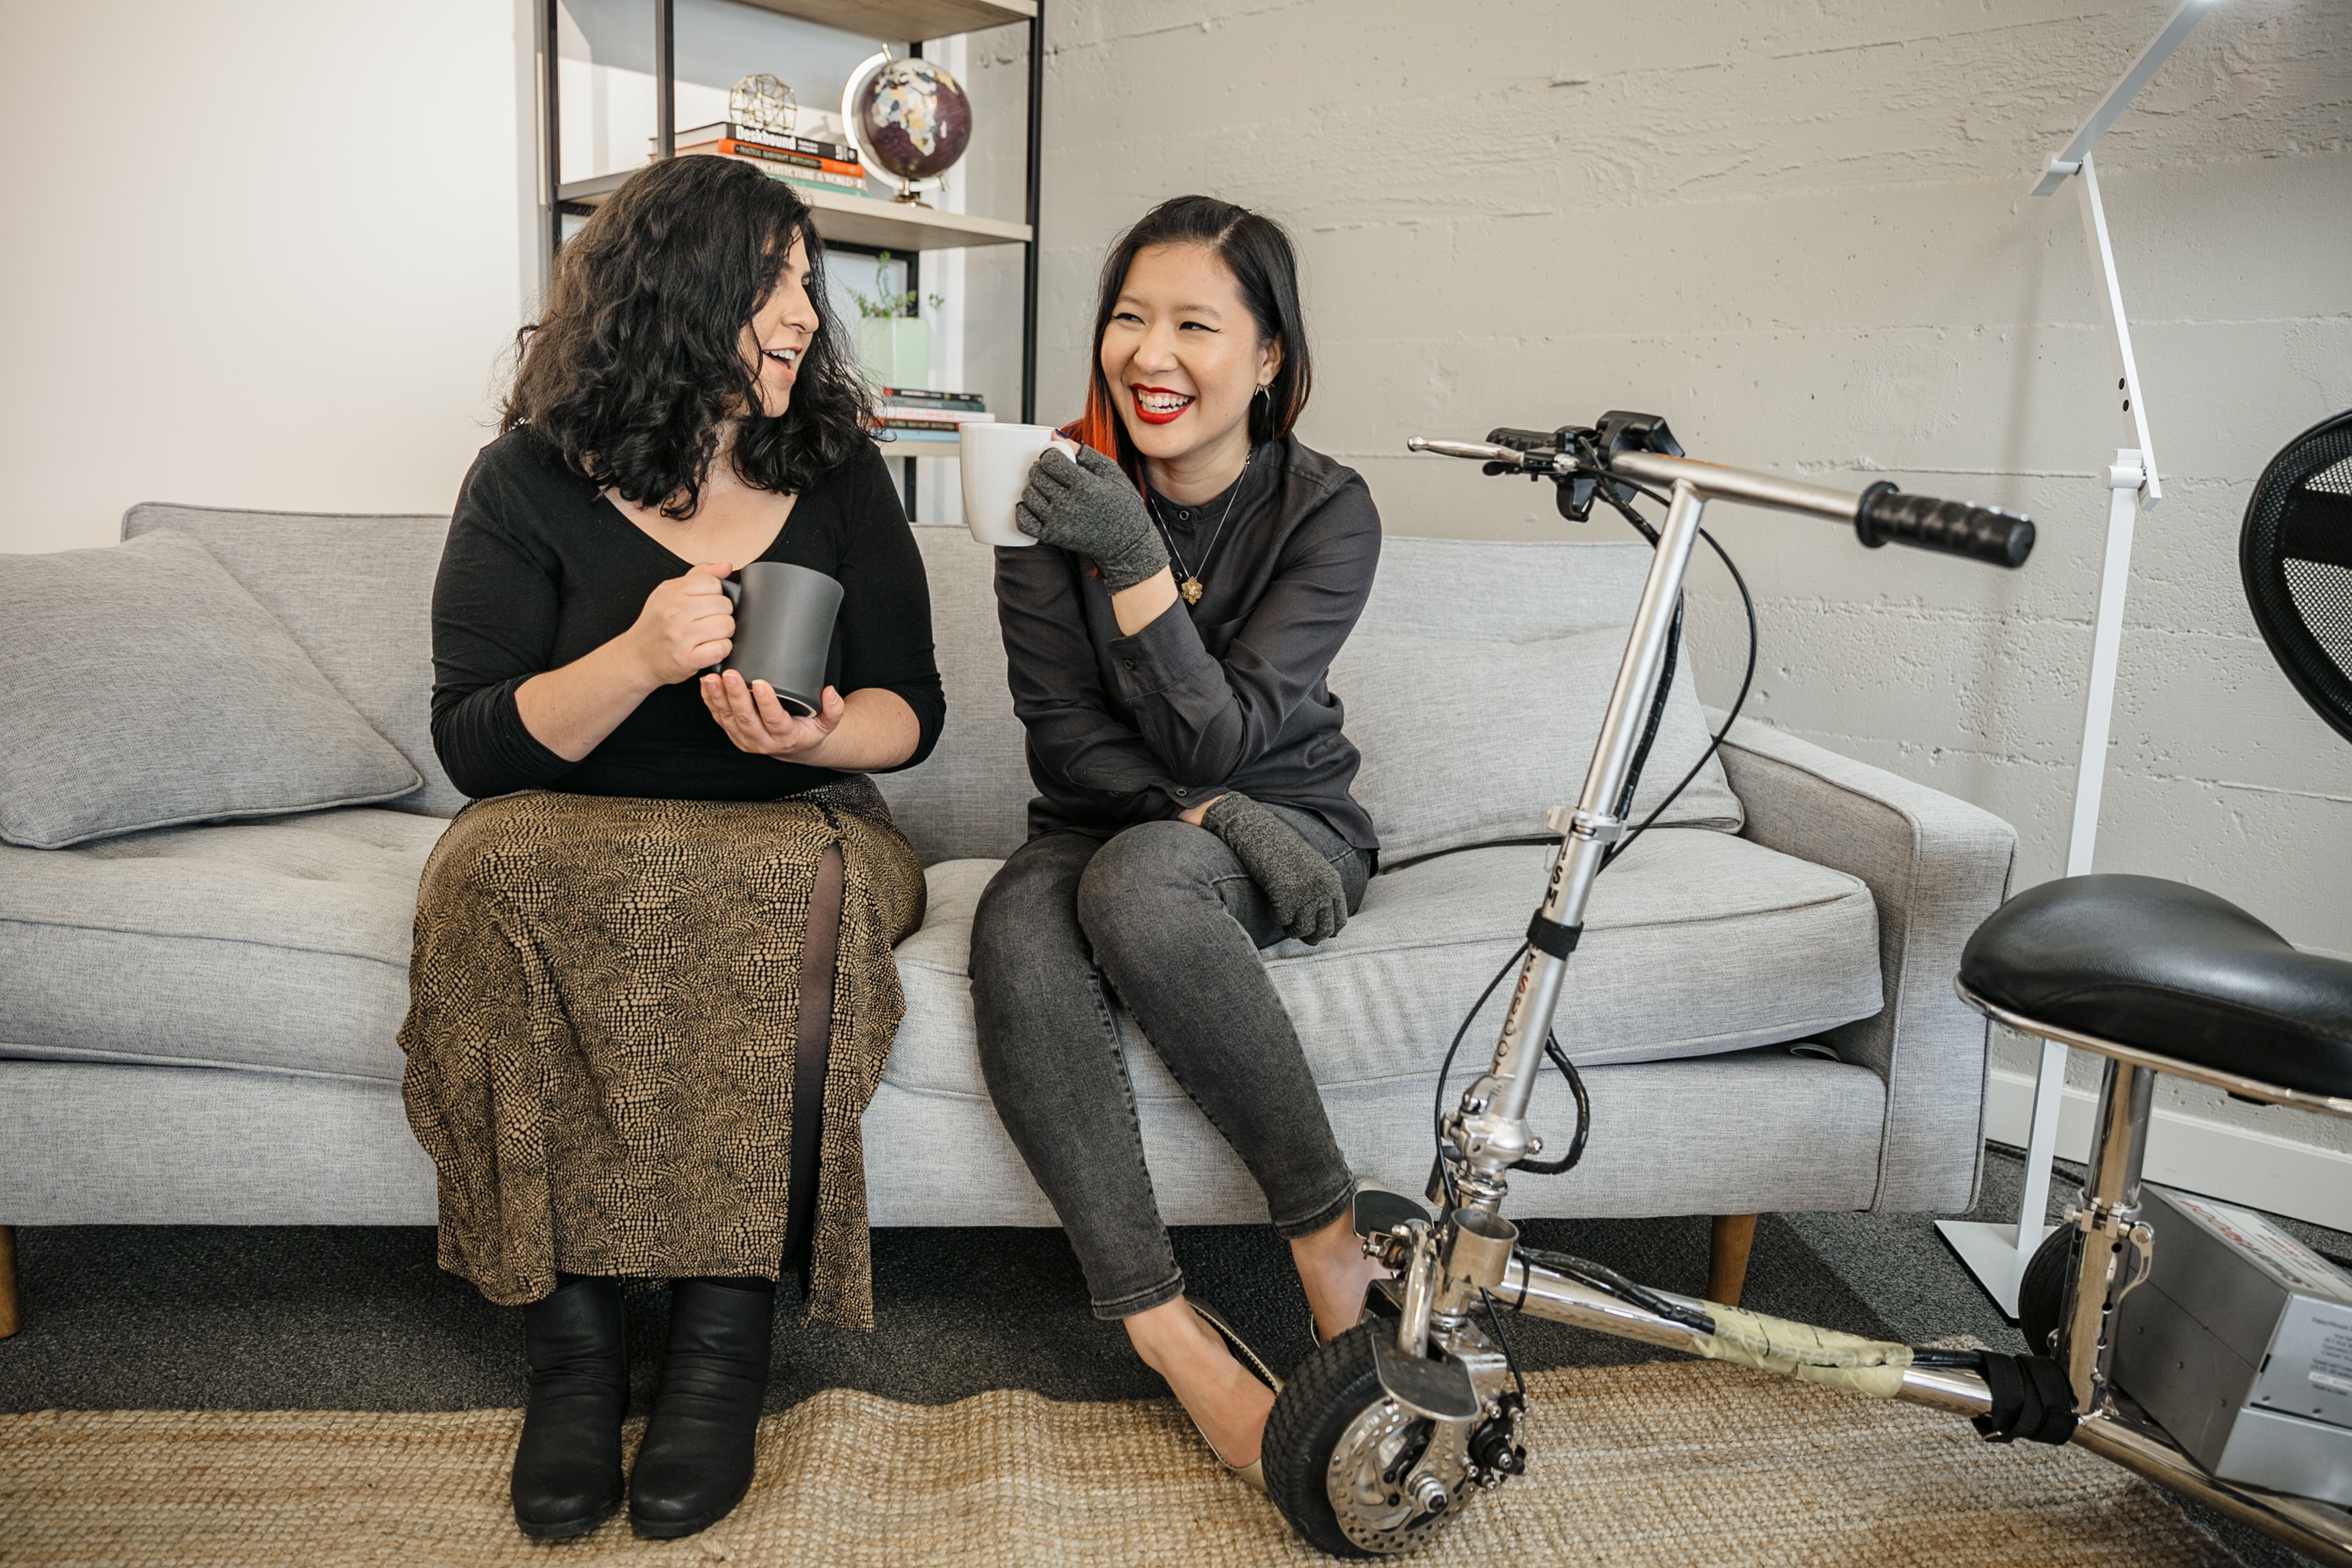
[[993, 436, 1381, 853]]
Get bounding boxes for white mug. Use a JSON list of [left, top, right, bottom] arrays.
[[959, 422, 1076, 548]]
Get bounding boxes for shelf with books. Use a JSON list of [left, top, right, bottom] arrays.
[[553, 169, 1030, 255], [661, 121, 870, 192], [871, 388, 992, 442]]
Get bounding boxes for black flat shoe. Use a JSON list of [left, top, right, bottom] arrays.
[[512, 1275, 628, 1540], [628, 1277, 775, 1539]]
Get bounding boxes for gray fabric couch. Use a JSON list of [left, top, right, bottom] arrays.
[[0, 502, 2015, 1310]]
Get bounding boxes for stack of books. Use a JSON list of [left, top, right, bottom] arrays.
[[871, 388, 991, 446], [655, 121, 867, 200]]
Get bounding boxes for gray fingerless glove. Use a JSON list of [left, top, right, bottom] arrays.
[[1202, 792, 1350, 945], [1015, 445, 1169, 592]]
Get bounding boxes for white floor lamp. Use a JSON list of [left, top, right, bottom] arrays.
[[1935, 0, 2219, 1318]]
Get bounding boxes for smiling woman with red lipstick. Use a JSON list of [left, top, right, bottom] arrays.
[[403, 156, 942, 1543], [971, 196, 1386, 1494]]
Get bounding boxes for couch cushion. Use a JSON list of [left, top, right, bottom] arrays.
[[0, 531, 423, 848], [0, 808, 441, 1082], [1331, 537, 1741, 863], [122, 502, 461, 817], [888, 827, 1881, 1101]]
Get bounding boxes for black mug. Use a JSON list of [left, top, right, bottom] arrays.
[[715, 562, 843, 718]]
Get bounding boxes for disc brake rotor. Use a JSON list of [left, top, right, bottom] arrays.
[[1327, 1398, 1472, 1554]]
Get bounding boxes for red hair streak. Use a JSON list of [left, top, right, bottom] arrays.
[[1060, 375, 1147, 493]]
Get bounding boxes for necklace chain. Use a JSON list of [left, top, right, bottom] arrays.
[[1146, 452, 1249, 607]]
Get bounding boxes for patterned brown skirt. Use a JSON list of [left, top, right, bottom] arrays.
[[397, 777, 924, 1326]]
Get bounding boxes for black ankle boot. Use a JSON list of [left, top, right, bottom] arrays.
[[628, 1276, 775, 1538], [511, 1275, 628, 1539]]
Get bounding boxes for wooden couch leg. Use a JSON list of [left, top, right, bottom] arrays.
[[0, 1225, 18, 1338], [1708, 1213, 1756, 1307]]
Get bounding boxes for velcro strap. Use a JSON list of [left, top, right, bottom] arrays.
[[1971, 1354, 2077, 1446], [1526, 913, 1581, 959]]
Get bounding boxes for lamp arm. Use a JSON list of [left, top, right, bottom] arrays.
[[2074, 154, 2162, 505], [2028, 0, 2221, 196]]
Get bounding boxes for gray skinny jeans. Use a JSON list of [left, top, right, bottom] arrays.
[[969, 806, 1371, 1319]]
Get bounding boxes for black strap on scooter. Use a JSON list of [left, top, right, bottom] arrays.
[[1971, 1354, 2078, 1445], [1526, 912, 1581, 958]]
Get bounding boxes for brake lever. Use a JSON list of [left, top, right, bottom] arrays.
[[1406, 434, 1600, 521], [1406, 436, 1543, 467]]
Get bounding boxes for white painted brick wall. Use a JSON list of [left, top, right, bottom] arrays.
[[970, 0, 2352, 1162]]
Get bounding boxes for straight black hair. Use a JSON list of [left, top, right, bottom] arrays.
[[1077, 196, 1313, 476], [503, 155, 872, 519]]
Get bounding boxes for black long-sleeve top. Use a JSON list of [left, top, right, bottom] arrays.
[[993, 435, 1380, 851], [429, 428, 945, 802]]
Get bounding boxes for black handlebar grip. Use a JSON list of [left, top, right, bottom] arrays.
[[1854, 482, 2035, 568]]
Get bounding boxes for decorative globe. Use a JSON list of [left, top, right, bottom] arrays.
[[853, 58, 973, 184]]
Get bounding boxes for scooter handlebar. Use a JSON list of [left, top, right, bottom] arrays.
[[1854, 482, 2035, 568], [1408, 436, 2036, 571]]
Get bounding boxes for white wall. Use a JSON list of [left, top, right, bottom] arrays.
[[983, 0, 2352, 1178], [0, 0, 541, 554]]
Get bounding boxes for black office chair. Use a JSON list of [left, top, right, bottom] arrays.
[[1954, 409, 2352, 1521]]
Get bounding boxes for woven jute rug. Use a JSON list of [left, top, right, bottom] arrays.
[[0, 1357, 2234, 1567]]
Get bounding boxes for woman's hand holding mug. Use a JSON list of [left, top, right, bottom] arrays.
[[1015, 445, 1168, 591], [701, 673, 846, 759], [628, 562, 737, 687]]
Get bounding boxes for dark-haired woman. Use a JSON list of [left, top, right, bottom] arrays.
[[970, 196, 1386, 1488], [399, 155, 940, 1541]]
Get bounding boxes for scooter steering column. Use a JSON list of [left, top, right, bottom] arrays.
[[1445, 479, 1711, 1222]]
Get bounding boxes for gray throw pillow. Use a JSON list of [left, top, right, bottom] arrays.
[[1332, 622, 1743, 865], [0, 530, 422, 848]]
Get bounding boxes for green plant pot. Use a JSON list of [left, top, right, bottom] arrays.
[[859, 317, 930, 390]]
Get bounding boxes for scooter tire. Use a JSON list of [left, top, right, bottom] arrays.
[[1264, 1321, 1480, 1559], [1263, 1323, 1385, 1557], [2017, 1224, 2077, 1356]]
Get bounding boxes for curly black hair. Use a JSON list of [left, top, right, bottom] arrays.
[[502, 155, 872, 519]]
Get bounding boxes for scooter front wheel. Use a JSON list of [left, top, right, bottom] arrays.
[[1263, 1323, 1477, 1558]]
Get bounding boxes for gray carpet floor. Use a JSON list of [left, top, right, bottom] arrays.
[[4, 1144, 2344, 1565]]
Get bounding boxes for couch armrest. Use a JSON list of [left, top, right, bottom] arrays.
[[1710, 715, 2016, 1213]]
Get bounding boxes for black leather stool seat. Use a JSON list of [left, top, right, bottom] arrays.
[[1961, 874, 2352, 1101]]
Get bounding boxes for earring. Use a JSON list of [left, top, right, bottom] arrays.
[[1255, 384, 1271, 402]]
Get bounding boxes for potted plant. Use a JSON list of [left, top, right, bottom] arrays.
[[849, 251, 945, 389]]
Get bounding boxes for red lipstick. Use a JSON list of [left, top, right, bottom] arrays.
[[1129, 384, 1194, 426]]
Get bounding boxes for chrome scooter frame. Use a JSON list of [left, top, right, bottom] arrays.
[[1363, 438, 2352, 1567]]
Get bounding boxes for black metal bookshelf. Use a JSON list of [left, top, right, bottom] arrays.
[[538, 0, 1044, 514]]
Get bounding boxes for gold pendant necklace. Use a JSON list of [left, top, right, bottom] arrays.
[[1150, 457, 1248, 609]]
